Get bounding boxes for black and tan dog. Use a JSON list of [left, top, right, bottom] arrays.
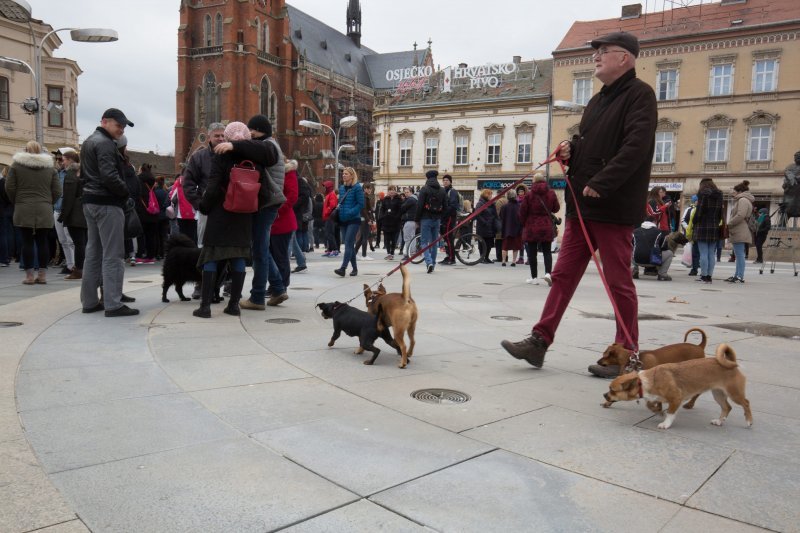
[[317, 302, 401, 365], [363, 263, 418, 368], [161, 233, 203, 302]]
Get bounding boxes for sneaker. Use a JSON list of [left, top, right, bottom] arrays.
[[384, 254, 394, 260], [516, 258, 524, 265], [0, 262, 9, 267], [688, 270, 698, 276], [135, 257, 148, 264], [334, 268, 346, 277], [292, 265, 307, 273], [267, 292, 288, 306], [724, 276, 736, 283], [128, 257, 136, 266], [427, 264, 434, 274], [543, 273, 552, 286], [104, 304, 139, 317], [657, 274, 672, 281], [525, 278, 540, 285], [240, 299, 266, 311], [322, 251, 331, 257], [331, 251, 340, 257], [60, 266, 72, 275], [733, 277, 745, 283], [588, 364, 621, 378], [703, 276, 713, 284], [501, 332, 548, 368], [350, 270, 358, 276]]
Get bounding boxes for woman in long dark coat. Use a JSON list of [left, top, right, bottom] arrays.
[[475, 188, 499, 264], [692, 177, 724, 284], [519, 173, 560, 285], [499, 190, 522, 266]]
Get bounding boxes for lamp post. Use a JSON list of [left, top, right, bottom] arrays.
[[299, 115, 358, 189]]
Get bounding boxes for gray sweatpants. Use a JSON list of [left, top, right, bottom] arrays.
[[81, 204, 126, 311]]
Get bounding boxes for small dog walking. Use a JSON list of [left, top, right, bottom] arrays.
[[317, 302, 401, 365], [363, 263, 418, 368]]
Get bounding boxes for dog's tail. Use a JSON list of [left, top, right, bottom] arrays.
[[714, 343, 738, 369], [165, 233, 197, 253], [684, 327, 707, 350], [400, 263, 411, 304]]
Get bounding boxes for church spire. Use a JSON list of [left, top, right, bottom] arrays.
[[347, 0, 361, 48]]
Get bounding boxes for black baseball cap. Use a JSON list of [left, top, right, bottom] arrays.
[[591, 31, 640, 57], [102, 108, 134, 127]]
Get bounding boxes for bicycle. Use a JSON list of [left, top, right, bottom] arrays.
[[405, 231, 487, 266]]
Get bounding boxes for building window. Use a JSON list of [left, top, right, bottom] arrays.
[[573, 77, 592, 106], [705, 128, 728, 162], [486, 133, 501, 165], [516, 132, 532, 164], [204, 14, 213, 47], [399, 137, 412, 167], [259, 76, 271, 117], [425, 137, 438, 166], [752, 59, 777, 93], [654, 131, 674, 164], [0, 76, 9, 120], [747, 125, 772, 161], [373, 139, 380, 167], [657, 69, 678, 101], [215, 13, 223, 46], [203, 72, 219, 125], [47, 86, 63, 128], [454, 135, 468, 165], [709, 63, 733, 96], [255, 18, 261, 49], [262, 21, 269, 52]]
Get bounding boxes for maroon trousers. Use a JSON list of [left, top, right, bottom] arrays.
[[533, 218, 639, 350]]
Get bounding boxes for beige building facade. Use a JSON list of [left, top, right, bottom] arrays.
[[552, 0, 800, 225], [0, 16, 81, 167]]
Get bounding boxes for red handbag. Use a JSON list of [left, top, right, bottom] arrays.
[[223, 160, 260, 213]]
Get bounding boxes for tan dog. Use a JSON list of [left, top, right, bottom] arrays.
[[603, 343, 753, 430], [363, 263, 417, 368], [598, 327, 708, 375]]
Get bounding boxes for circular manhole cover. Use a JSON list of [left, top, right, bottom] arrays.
[[491, 315, 521, 321], [483, 282, 502, 286], [458, 294, 482, 299], [290, 287, 313, 290], [265, 318, 300, 324], [0, 321, 23, 328], [678, 314, 707, 319], [411, 389, 471, 405], [128, 280, 151, 284]]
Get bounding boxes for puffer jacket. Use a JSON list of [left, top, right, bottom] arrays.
[[79, 127, 128, 206], [520, 181, 560, 242], [6, 151, 60, 229], [728, 191, 755, 245], [60, 162, 87, 229], [337, 182, 365, 225]]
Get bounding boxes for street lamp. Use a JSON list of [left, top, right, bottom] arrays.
[[0, 0, 31, 22], [299, 115, 358, 188]]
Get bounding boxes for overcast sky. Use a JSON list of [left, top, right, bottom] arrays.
[[31, 0, 639, 156]]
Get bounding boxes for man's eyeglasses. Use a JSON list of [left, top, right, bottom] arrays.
[[593, 49, 627, 59]]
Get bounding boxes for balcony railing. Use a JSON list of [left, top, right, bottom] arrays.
[[188, 46, 223, 57]]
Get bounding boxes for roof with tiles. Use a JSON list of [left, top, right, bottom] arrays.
[[556, 0, 800, 54]]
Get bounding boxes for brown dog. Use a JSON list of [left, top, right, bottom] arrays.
[[363, 263, 418, 368], [598, 327, 708, 374], [603, 343, 753, 430]]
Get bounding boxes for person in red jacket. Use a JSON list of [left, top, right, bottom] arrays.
[[265, 159, 299, 306], [321, 180, 339, 256], [645, 186, 672, 231]]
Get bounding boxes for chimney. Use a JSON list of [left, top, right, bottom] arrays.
[[621, 4, 642, 20], [513, 55, 521, 64]]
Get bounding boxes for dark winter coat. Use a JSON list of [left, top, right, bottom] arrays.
[[564, 68, 658, 226], [60, 163, 87, 229], [293, 176, 312, 231], [136, 172, 159, 224], [380, 194, 403, 232], [79, 126, 128, 206], [400, 194, 418, 222], [415, 176, 446, 221], [475, 197, 499, 240], [182, 144, 214, 209], [499, 198, 522, 239], [632, 223, 669, 265], [6, 152, 60, 229], [520, 182, 560, 242], [692, 186, 724, 242]]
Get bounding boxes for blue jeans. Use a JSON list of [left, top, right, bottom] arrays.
[[268, 231, 292, 294], [250, 206, 279, 305], [203, 258, 245, 273], [420, 218, 441, 266], [732, 242, 746, 279], [697, 240, 718, 277], [291, 231, 307, 268], [340, 221, 360, 271]]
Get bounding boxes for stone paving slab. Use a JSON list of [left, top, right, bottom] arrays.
[[282, 499, 431, 532], [463, 405, 733, 503], [687, 450, 800, 532], [34, 520, 91, 532], [158, 353, 309, 391], [20, 334, 152, 370], [371, 449, 681, 532], [22, 393, 239, 473], [253, 408, 494, 496], [149, 330, 266, 361], [16, 361, 181, 412], [662, 507, 770, 533], [50, 438, 357, 533], [274, 348, 432, 383]]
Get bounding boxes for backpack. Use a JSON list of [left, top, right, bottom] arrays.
[[424, 187, 445, 214], [746, 213, 758, 235], [144, 183, 160, 215]]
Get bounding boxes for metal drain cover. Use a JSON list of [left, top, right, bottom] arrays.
[[491, 315, 521, 321], [411, 389, 471, 404], [458, 294, 482, 298], [0, 321, 22, 328], [290, 287, 313, 290], [265, 318, 300, 324]]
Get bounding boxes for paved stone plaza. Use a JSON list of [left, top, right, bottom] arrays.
[[1, 253, 798, 532]]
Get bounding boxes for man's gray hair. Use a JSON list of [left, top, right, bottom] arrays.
[[208, 122, 225, 133]]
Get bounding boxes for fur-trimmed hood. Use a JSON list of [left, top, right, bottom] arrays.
[[12, 151, 54, 170]]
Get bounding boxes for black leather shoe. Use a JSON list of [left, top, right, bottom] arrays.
[[105, 305, 140, 317], [82, 302, 104, 313], [334, 268, 345, 277], [121, 293, 136, 303]]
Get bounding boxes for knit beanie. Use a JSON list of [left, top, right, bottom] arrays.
[[425, 170, 438, 179], [224, 121, 252, 142], [246, 114, 272, 138]]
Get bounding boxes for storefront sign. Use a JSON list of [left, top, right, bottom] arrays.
[[649, 181, 684, 192], [548, 179, 566, 190], [385, 65, 434, 82], [477, 178, 533, 190], [394, 76, 428, 95], [443, 62, 519, 92]]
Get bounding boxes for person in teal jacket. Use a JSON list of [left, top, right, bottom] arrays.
[[334, 167, 365, 277]]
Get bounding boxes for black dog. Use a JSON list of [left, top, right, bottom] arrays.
[[161, 233, 202, 302], [317, 302, 401, 365]]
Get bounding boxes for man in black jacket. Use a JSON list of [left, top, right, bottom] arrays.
[[439, 174, 460, 265], [79, 108, 139, 317], [183, 122, 225, 245], [502, 32, 657, 375], [415, 170, 446, 273]]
